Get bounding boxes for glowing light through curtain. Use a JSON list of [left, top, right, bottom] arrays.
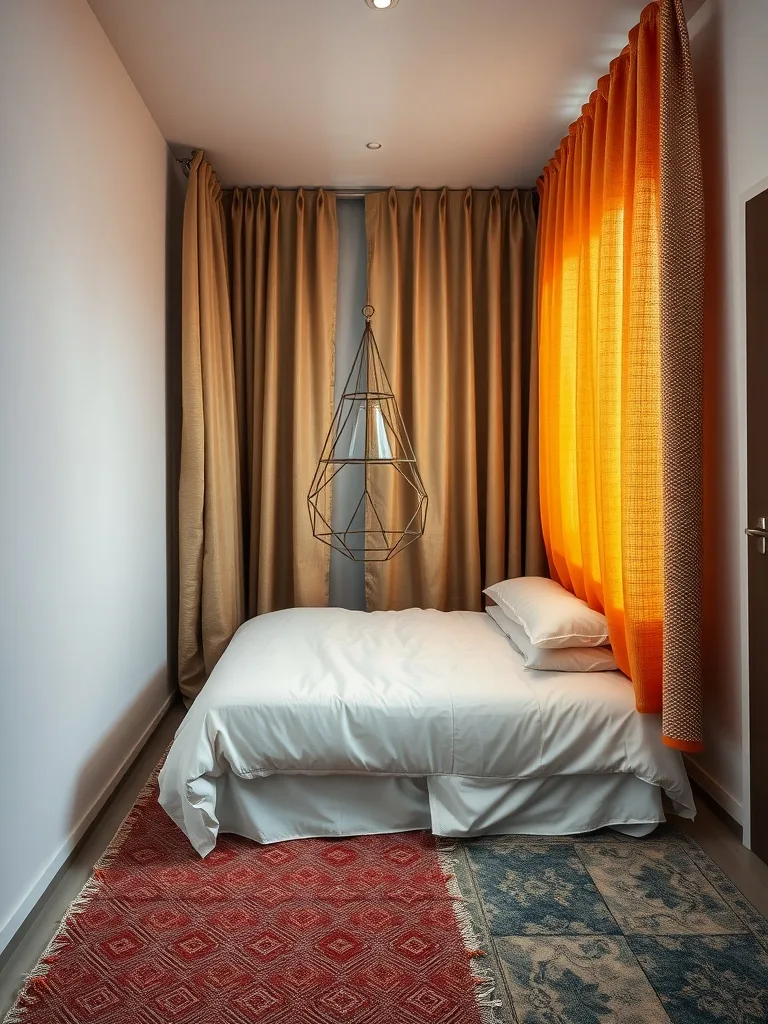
[[537, 0, 705, 751]]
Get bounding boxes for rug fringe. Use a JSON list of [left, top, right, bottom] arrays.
[[2, 919, 72, 1024], [2, 761, 165, 1023], [94, 759, 165, 871], [435, 845, 505, 1024]]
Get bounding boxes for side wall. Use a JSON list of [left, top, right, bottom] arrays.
[[0, 0, 176, 951], [687, 0, 768, 838]]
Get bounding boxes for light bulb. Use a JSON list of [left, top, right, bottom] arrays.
[[373, 0, 392, 6], [348, 404, 366, 459], [348, 402, 393, 460], [372, 403, 393, 459]]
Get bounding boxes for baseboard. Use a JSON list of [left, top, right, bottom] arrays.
[[685, 756, 743, 832], [0, 691, 175, 958]]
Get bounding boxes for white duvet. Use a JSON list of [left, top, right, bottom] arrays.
[[159, 607, 695, 855]]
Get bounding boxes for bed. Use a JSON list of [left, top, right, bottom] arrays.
[[159, 607, 695, 856]]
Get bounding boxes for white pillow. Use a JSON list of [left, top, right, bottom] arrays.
[[483, 576, 610, 649], [485, 605, 618, 672]]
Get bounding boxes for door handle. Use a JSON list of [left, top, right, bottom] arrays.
[[746, 517, 767, 554]]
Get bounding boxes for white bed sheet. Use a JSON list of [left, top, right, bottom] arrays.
[[159, 607, 695, 856], [212, 772, 665, 844]]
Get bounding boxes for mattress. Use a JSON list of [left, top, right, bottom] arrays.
[[159, 607, 695, 856]]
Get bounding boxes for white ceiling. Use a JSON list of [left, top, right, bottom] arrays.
[[90, 0, 656, 189]]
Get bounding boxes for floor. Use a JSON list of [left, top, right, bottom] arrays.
[[1, 704, 767, 1021]]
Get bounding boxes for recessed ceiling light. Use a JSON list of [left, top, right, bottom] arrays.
[[366, 142, 383, 150], [365, 0, 399, 9]]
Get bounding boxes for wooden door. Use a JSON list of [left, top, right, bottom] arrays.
[[746, 185, 768, 864]]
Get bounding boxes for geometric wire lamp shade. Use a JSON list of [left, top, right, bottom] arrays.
[[308, 305, 428, 561]]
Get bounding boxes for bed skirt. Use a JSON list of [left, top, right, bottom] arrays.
[[210, 771, 671, 845]]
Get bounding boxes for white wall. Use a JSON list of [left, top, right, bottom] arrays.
[[687, 0, 768, 839], [0, 0, 176, 952]]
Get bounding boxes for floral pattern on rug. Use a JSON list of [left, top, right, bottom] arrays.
[[577, 841, 746, 935], [443, 826, 768, 1024], [495, 935, 668, 1024], [629, 934, 768, 1023], [465, 840, 619, 936]]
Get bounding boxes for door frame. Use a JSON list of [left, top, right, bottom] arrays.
[[741, 172, 768, 852]]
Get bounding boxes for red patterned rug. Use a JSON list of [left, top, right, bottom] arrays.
[[5, 768, 492, 1023]]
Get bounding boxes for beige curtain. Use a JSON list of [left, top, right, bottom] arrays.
[[365, 188, 545, 612], [178, 153, 337, 702], [228, 186, 338, 617], [178, 153, 243, 702]]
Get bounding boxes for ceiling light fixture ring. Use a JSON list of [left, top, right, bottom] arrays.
[[365, 0, 399, 9]]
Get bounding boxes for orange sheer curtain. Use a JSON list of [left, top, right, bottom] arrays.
[[537, 0, 704, 751]]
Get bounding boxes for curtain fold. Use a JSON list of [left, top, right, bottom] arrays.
[[537, 0, 704, 751], [365, 188, 545, 612], [178, 153, 243, 702], [229, 187, 338, 617], [178, 156, 338, 703]]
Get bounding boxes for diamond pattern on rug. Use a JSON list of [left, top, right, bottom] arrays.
[[3, 772, 487, 1024]]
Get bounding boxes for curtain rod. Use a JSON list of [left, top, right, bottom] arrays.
[[173, 158, 535, 196], [174, 159, 375, 197]]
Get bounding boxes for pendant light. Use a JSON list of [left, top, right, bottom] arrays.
[[308, 306, 427, 561]]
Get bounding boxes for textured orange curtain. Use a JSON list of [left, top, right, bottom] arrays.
[[537, 0, 704, 751]]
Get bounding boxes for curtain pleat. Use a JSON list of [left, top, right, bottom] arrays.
[[178, 153, 243, 702], [178, 158, 337, 703], [536, 0, 704, 750], [365, 188, 545, 612], [229, 187, 338, 616]]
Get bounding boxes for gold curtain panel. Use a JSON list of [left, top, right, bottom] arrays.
[[178, 154, 338, 703], [537, 0, 704, 751], [228, 186, 338, 616], [178, 154, 243, 703], [365, 188, 546, 612]]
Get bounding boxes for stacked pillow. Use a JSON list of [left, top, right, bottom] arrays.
[[483, 576, 617, 672]]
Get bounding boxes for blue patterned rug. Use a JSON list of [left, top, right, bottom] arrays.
[[443, 826, 768, 1023]]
